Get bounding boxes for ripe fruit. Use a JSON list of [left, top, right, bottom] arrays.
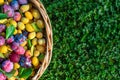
[[0, 73, 6, 80], [14, 12, 21, 21], [25, 50, 32, 58], [36, 20, 44, 29], [0, 45, 8, 53], [11, 42, 19, 50], [9, 52, 20, 63], [10, 0, 19, 10], [25, 11, 33, 20], [32, 57, 39, 67], [19, 56, 31, 68], [0, 36, 5, 46], [0, 0, 4, 5], [0, 25, 5, 33], [38, 38, 45, 45], [14, 63, 20, 70], [15, 46, 25, 55], [28, 32, 36, 39], [25, 24, 34, 32], [3, 4, 14, 17], [18, 22, 25, 30], [2, 60, 13, 72], [18, 0, 28, 5], [6, 36, 14, 44]]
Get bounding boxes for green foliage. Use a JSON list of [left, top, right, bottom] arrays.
[[40, 0, 120, 80]]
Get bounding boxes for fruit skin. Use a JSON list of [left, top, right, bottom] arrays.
[[9, 20, 17, 28], [0, 0, 4, 5], [36, 20, 44, 29], [3, 4, 14, 17], [32, 9, 40, 19], [14, 34, 26, 44], [36, 45, 45, 53], [0, 25, 6, 33], [25, 11, 33, 20], [18, 22, 25, 30], [19, 56, 31, 68], [21, 17, 29, 24], [18, 0, 28, 5], [15, 46, 25, 55], [10, 0, 19, 10], [36, 32, 43, 39], [8, 77, 16, 80], [22, 30, 28, 36], [2, 60, 13, 72], [25, 24, 34, 32], [6, 36, 14, 44], [25, 50, 32, 58], [0, 36, 5, 46], [32, 57, 39, 67], [0, 73, 6, 80], [32, 38, 37, 46], [34, 50, 40, 57], [11, 42, 19, 50], [0, 45, 8, 53], [14, 63, 20, 70], [20, 41, 27, 47], [28, 32, 36, 39], [20, 4, 30, 13], [9, 52, 20, 63], [38, 38, 46, 45], [14, 12, 21, 21]]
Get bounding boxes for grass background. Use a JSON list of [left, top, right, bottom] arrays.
[[40, 0, 120, 80]]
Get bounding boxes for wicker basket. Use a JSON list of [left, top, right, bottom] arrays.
[[30, 0, 53, 80]]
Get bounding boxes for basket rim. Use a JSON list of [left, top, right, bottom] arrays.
[[30, 0, 53, 80]]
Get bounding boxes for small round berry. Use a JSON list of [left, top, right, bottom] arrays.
[[9, 52, 20, 63], [2, 60, 13, 72], [0, 36, 5, 46]]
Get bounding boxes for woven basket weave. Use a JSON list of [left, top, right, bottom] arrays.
[[30, 0, 53, 80]]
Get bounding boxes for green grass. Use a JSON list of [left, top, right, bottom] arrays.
[[40, 0, 120, 80]]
